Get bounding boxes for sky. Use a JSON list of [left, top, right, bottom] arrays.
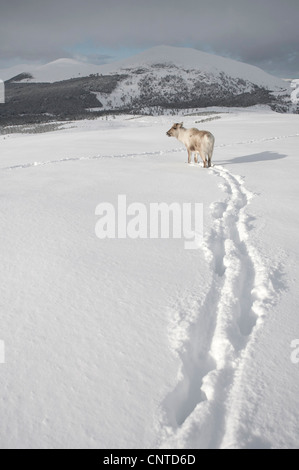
[[0, 0, 298, 77]]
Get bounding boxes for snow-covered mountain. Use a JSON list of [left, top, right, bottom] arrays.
[[1, 46, 292, 125], [6, 58, 102, 83], [89, 46, 289, 112], [99, 46, 286, 88], [6, 46, 286, 89]]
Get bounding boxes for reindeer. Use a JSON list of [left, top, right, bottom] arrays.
[[166, 122, 215, 167]]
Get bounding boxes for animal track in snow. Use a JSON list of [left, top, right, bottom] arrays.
[[159, 164, 278, 449], [2, 132, 299, 171], [1, 148, 185, 171]]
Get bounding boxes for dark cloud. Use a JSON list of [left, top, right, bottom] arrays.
[[1, 0, 298, 76]]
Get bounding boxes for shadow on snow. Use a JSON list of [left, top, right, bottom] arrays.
[[218, 151, 287, 166]]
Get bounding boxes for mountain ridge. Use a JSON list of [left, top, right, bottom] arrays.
[[0, 46, 294, 125], [3, 46, 287, 90]]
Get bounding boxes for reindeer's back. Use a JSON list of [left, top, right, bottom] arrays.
[[189, 128, 213, 138], [187, 128, 214, 147]]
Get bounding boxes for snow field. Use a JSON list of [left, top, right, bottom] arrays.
[[1, 108, 299, 448]]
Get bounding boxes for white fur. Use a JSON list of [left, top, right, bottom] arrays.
[[166, 122, 215, 167]]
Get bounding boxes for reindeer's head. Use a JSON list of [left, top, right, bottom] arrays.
[[166, 122, 184, 137]]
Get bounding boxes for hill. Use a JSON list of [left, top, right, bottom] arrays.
[[0, 46, 292, 125]]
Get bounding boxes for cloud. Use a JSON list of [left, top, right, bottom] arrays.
[[1, 0, 299, 76]]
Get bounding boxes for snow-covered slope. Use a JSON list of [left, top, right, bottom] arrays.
[[91, 46, 288, 112], [4, 45, 286, 91], [290, 79, 299, 104], [0, 63, 37, 82], [2, 58, 102, 83], [99, 46, 286, 90], [1, 109, 299, 448]]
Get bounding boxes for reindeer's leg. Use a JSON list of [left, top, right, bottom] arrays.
[[199, 151, 207, 168], [207, 139, 214, 167], [187, 149, 192, 164], [194, 152, 198, 164]]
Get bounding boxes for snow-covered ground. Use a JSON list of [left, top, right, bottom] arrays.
[[0, 108, 299, 449]]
